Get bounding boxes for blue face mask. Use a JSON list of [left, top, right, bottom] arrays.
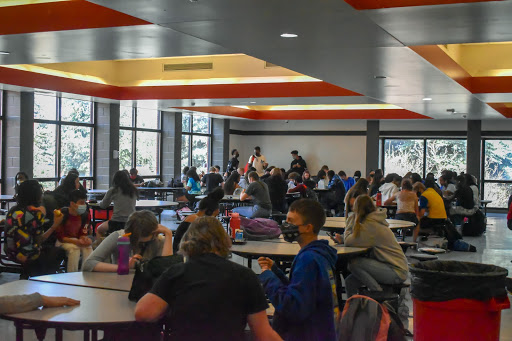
[[77, 205, 87, 215]]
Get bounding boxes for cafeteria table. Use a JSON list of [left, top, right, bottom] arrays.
[[137, 187, 183, 201], [480, 199, 492, 216], [88, 200, 178, 225], [0, 280, 159, 341], [0, 194, 15, 210], [30, 272, 134, 292], [321, 217, 416, 241]]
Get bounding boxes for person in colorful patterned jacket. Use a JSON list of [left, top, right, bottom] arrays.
[[4, 180, 65, 277]]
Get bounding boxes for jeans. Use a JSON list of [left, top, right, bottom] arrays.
[[345, 257, 404, 297], [232, 205, 271, 218]]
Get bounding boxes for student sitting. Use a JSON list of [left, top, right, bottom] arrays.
[[234, 172, 272, 218], [339, 170, 355, 192], [264, 168, 288, 213], [302, 170, 316, 190], [385, 179, 420, 242], [287, 172, 307, 197], [173, 188, 224, 254], [4, 180, 66, 277], [96, 171, 138, 240], [345, 178, 369, 215], [201, 167, 224, 195], [344, 195, 408, 297], [55, 190, 93, 272], [418, 179, 448, 234], [258, 199, 339, 340], [135, 217, 282, 341], [316, 170, 328, 189], [508, 194, 512, 231], [184, 168, 202, 201], [53, 172, 81, 208], [14, 171, 29, 195], [82, 211, 173, 272], [129, 168, 145, 187], [379, 173, 400, 202], [238, 167, 248, 189], [326, 170, 346, 216], [449, 175, 476, 222], [223, 171, 241, 195]]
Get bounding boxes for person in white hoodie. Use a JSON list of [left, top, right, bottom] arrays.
[[379, 173, 400, 202], [343, 194, 408, 297]]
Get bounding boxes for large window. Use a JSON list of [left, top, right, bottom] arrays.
[[33, 94, 94, 191], [119, 107, 161, 177], [482, 139, 512, 208], [382, 138, 467, 178], [181, 114, 211, 175]]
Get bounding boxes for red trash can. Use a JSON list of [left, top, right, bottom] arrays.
[[413, 296, 510, 341], [410, 261, 510, 341]]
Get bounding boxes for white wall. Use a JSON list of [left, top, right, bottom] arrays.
[[230, 119, 366, 131], [482, 120, 512, 131]]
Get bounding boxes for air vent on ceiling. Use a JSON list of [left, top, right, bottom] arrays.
[[265, 61, 279, 68], [163, 62, 213, 71]]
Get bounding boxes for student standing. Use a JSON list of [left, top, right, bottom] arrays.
[[258, 199, 339, 341], [247, 146, 268, 177], [287, 150, 307, 176]]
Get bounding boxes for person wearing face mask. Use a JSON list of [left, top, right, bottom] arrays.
[[258, 199, 339, 341], [53, 172, 81, 208], [82, 210, 173, 272], [4, 180, 66, 277], [54, 190, 93, 272], [14, 171, 29, 195], [247, 146, 268, 177], [129, 168, 145, 187]]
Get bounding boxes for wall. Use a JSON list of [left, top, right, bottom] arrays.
[[230, 119, 367, 176]]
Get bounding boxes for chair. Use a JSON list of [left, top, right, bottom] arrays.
[[0, 222, 27, 276]]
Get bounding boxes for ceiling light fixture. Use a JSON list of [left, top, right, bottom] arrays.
[[280, 33, 298, 38], [0, 51, 10, 55], [374, 75, 386, 79], [423, 97, 432, 101], [249, 101, 256, 104]]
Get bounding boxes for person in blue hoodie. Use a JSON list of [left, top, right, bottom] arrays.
[[258, 199, 339, 341], [327, 170, 346, 217]]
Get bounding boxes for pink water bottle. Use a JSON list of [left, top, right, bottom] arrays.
[[117, 235, 130, 275]]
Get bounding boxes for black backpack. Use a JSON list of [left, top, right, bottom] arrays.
[[462, 210, 486, 236]]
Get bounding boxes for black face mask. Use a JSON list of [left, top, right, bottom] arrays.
[[280, 222, 301, 243]]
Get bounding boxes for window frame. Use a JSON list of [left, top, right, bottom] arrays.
[[481, 138, 512, 209], [119, 107, 162, 179], [181, 113, 212, 173], [33, 95, 95, 190]]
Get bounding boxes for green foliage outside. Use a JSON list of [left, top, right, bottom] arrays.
[[181, 115, 210, 175]]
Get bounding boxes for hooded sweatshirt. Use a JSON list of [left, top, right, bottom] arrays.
[[379, 182, 399, 202], [344, 209, 408, 280], [259, 239, 339, 341]]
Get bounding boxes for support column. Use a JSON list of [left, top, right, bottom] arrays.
[[95, 103, 118, 189], [174, 113, 182, 179], [161, 111, 177, 183], [212, 118, 230, 172], [3, 91, 34, 195], [467, 120, 482, 182], [366, 120, 380, 175]]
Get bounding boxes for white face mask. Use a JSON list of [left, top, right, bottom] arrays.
[[77, 205, 87, 215]]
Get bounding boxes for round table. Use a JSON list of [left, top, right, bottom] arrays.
[[30, 272, 134, 292], [321, 218, 416, 241], [0, 280, 156, 341], [88, 200, 178, 225]]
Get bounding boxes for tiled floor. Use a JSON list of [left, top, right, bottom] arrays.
[[1, 212, 511, 340]]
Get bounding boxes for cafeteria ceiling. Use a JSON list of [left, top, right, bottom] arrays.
[[0, 0, 511, 120]]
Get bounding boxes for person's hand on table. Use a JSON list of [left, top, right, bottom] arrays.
[[129, 254, 143, 269], [258, 257, 274, 272], [41, 295, 80, 308]]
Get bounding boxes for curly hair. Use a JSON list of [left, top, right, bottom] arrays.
[[179, 216, 231, 258]]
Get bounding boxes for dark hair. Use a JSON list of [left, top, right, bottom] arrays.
[[375, 169, 383, 177], [354, 171, 361, 178], [16, 180, 43, 208], [321, 165, 329, 171], [182, 166, 190, 175], [231, 149, 238, 156], [69, 189, 87, 203], [125, 210, 159, 252], [122, 169, 130, 177], [254, 146, 261, 151], [373, 174, 383, 186], [224, 172, 240, 195], [214, 165, 220, 171], [129, 168, 138, 176], [113, 170, 138, 198], [291, 150, 298, 155], [68, 168, 79, 177], [14, 172, 29, 193], [401, 179, 413, 191], [60, 173, 79, 192], [198, 188, 224, 216], [248, 171, 259, 181], [410, 173, 422, 184], [186, 168, 200, 182], [317, 170, 326, 179], [289, 172, 302, 183], [338, 170, 347, 177], [289, 199, 326, 235], [424, 179, 437, 189], [327, 170, 335, 179], [465, 174, 477, 187], [384, 173, 395, 183]]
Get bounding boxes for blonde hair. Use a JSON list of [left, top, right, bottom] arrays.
[[352, 195, 376, 238], [179, 216, 232, 258]]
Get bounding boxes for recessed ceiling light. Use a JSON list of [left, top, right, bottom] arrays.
[[374, 75, 387, 79], [280, 33, 298, 38], [0, 51, 10, 55], [249, 101, 256, 104], [423, 97, 432, 101]]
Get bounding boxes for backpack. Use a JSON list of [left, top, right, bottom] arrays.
[[240, 217, 281, 240], [128, 255, 184, 301], [305, 187, 318, 201], [337, 295, 406, 341], [462, 209, 486, 236]]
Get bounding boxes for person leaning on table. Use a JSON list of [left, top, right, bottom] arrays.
[[135, 216, 282, 341], [0, 294, 79, 314]]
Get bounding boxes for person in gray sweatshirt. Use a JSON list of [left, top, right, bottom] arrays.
[[344, 194, 408, 297]]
